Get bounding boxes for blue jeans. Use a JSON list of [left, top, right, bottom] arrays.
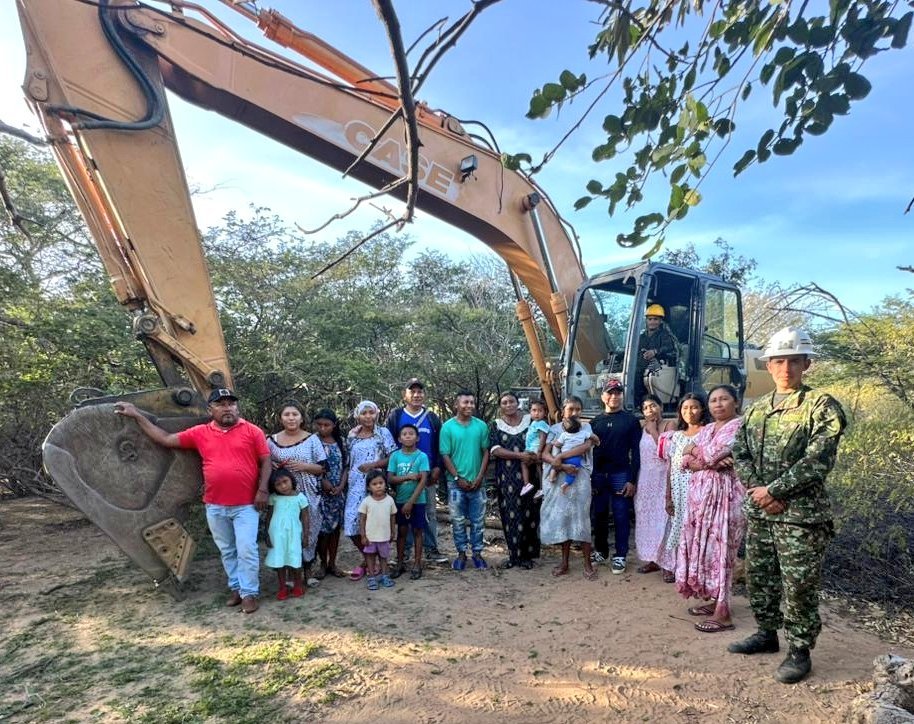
[[205, 503, 260, 598], [592, 471, 632, 559], [448, 482, 486, 555]]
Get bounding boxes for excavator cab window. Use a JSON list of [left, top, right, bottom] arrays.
[[566, 276, 637, 414], [700, 284, 745, 395]]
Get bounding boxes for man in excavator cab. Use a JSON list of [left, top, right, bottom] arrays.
[[635, 303, 680, 405]]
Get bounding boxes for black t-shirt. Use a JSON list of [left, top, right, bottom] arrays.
[[591, 410, 641, 483]]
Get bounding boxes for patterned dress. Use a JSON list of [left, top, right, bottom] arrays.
[[268, 434, 326, 564], [657, 429, 698, 572], [490, 415, 540, 564], [343, 427, 396, 537], [634, 429, 670, 566], [319, 440, 346, 534], [539, 421, 593, 545], [675, 418, 747, 606]]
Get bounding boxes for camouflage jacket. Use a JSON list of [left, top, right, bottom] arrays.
[[733, 385, 847, 525]]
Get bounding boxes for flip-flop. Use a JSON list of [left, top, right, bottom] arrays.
[[662, 571, 676, 583], [695, 619, 735, 633], [687, 604, 717, 616], [637, 562, 661, 574], [349, 565, 366, 581], [583, 568, 598, 581], [551, 565, 569, 577]]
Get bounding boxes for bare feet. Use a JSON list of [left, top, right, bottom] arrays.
[[551, 565, 569, 577]]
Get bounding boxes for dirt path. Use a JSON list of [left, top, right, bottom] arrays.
[[1, 497, 910, 723]]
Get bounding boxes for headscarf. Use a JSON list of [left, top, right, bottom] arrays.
[[354, 400, 379, 416]]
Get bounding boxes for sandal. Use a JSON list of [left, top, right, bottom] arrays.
[[695, 619, 734, 633], [380, 574, 395, 588], [637, 562, 660, 574], [551, 565, 569, 577], [662, 571, 676, 583], [349, 565, 366, 581], [366, 576, 379, 590], [409, 568, 422, 580], [583, 567, 598, 581], [499, 559, 517, 570], [327, 566, 346, 578], [313, 566, 327, 581], [390, 563, 405, 579], [687, 604, 717, 616]]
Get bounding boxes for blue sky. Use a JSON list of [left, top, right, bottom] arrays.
[[2, 1, 911, 316]]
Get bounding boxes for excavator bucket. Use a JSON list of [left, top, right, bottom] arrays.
[[42, 392, 208, 600]]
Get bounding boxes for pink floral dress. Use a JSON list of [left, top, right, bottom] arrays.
[[634, 429, 670, 566], [674, 418, 746, 606]]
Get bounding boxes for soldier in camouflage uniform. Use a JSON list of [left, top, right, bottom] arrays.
[[729, 327, 847, 684]]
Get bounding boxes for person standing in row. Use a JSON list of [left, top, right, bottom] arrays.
[[658, 393, 709, 581], [539, 396, 597, 580], [267, 401, 326, 587], [344, 401, 396, 581], [730, 327, 847, 684], [440, 390, 490, 571], [633, 394, 676, 574], [590, 379, 642, 574], [114, 388, 270, 614], [489, 391, 540, 570], [313, 409, 348, 579], [385, 378, 448, 564], [675, 384, 746, 633]]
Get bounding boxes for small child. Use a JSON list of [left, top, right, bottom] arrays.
[[521, 399, 550, 497], [387, 424, 430, 581], [264, 467, 310, 599], [357, 471, 397, 590], [549, 416, 589, 494]]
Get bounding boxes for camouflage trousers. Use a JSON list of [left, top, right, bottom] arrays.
[[745, 518, 833, 649]]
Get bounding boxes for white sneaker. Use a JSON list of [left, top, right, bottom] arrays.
[[520, 483, 534, 496], [590, 551, 606, 564], [533, 489, 544, 500], [611, 557, 626, 575]]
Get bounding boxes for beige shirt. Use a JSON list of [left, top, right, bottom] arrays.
[[357, 494, 396, 542]]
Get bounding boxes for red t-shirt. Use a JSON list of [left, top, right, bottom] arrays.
[[177, 419, 269, 505]]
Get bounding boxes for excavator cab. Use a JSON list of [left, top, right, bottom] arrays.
[[563, 262, 747, 416]]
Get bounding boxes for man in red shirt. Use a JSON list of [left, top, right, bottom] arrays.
[[115, 388, 271, 613]]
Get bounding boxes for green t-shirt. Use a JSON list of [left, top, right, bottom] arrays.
[[439, 416, 489, 483], [387, 448, 430, 504]]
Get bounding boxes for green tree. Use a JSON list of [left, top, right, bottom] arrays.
[[511, 1, 912, 252]]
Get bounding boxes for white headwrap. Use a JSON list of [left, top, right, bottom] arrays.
[[354, 400, 379, 416]]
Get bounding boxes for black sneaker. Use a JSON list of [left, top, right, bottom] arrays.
[[775, 647, 811, 684], [727, 629, 780, 655]]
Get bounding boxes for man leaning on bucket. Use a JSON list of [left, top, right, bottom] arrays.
[[729, 327, 847, 684]]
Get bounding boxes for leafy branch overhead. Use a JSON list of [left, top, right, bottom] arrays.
[[506, 0, 912, 252]]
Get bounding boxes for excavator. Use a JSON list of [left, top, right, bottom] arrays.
[[15, 0, 771, 597]]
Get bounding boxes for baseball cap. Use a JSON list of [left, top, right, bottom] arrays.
[[405, 378, 425, 389], [207, 388, 238, 404], [602, 379, 624, 393]]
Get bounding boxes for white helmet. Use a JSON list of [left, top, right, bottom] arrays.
[[758, 326, 816, 360]]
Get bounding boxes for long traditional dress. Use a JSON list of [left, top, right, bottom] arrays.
[[634, 428, 670, 565], [539, 421, 593, 545], [343, 427, 396, 537], [269, 434, 326, 564], [658, 430, 697, 572], [319, 439, 346, 535], [490, 414, 541, 564], [675, 418, 746, 606]]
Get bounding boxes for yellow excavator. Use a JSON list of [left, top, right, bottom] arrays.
[[15, 0, 771, 596]]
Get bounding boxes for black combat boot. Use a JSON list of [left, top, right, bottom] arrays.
[[727, 629, 779, 655], [774, 646, 811, 684]]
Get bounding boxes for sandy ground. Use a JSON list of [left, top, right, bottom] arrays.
[[1, 496, 911, 723]]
